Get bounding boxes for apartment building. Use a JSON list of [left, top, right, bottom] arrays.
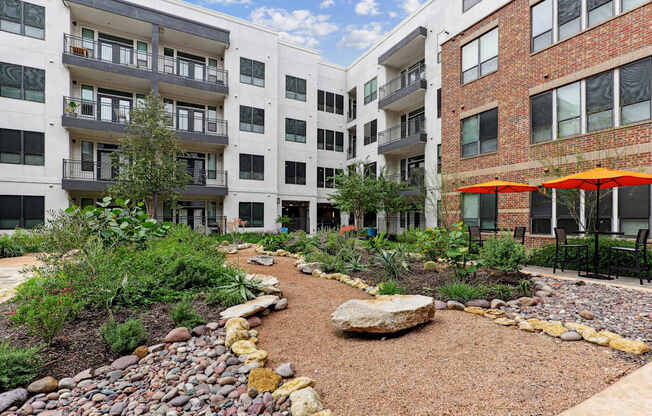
[[441, 0, 652, 246]]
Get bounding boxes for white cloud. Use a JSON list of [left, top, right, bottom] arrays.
[[338, 22, 385, 49], [250, 7, 338, 48], [388, 11, 398, 18], [401, 0, 424, 14], [320, 0, 335, 8], [355, 0, 380, 15]]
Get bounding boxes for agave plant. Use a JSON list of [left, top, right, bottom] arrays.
[[374, 248, 409, 280], [215, 271, 261, 305]]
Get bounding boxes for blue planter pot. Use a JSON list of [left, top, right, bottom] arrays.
[[280, 227, 289, 234], [367, 228, 377, 237]]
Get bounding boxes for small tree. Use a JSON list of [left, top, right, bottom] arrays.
[[331, 162, 380, 230], [377, 169, 412, 233], [108, 93, 190, 217]]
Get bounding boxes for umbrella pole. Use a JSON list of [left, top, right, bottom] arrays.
[[494, 188, 498, 233], [593, 180, 600, 276]]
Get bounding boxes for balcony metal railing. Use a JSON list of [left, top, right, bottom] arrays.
[[63, 97, 228, 137], [158, 56, 227, 86], [378, 115, 426, 147], [385, 171, 425, 189], [63, 159, 227, 188], [155, 216, 228, 234], [378, 62, 426, 101], [64, 34, 153, 71]]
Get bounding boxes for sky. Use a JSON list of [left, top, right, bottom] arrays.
[[187, 0, 426, 66]]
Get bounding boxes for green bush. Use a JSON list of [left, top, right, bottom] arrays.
[[260, 232, 292, 252], [207, 271, 260, 307], [0, 342, 42, 390], [305, 248, 346, 273], [170, 297, 205, 329], [378, 280, 406, 295], [12, 293, 78, 344], [213, 232, 267, 245], [486, 284, 514, 301], [479, 234, 527, 273], [0, 234, 24, 258], [374, 248, 409, 280], [438, 281, 487, 303], [100, 318, 147, 355]]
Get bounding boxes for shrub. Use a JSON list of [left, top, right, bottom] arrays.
[[518, 280, 533, 297], [378, 280, 406, 295], [438, 281, 487, 303], [206, 271, 260, 307], [12, 293, 78, 344], [305, 248, 346, 273], [0, 342, 42, 390], [486, 284, 514, 301], [396, 228, 421, 245], [260, 232, 292, 252], [170, 297, 205, 329], [479, 234, 527, 273], [100, 318, 147, 355], [213, 232, 267, 245], [374, 249, 409, 280], [0, 235, 24, 258]]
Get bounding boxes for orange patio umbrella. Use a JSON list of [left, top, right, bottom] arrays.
[[458, 179, 538, 231], [542, 166, 652, 278]]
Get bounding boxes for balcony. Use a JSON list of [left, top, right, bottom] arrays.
[[61, 159, 228, 196], [157, 56, 228, 96], [62, 97, 228, 145], [378, 63, 427, 111], [378, 26, 427, 67], [386, 172, 424, 199], [347, 104, 357, 122], [377, 116, 427, 155]]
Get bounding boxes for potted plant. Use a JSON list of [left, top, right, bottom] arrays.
[[276, 215, 291, 234], [65, 100, 79, 117]]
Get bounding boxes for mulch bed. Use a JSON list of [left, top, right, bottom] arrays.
[[0, 299, 223, 380]]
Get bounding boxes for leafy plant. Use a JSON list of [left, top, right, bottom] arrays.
[[438, 281, 487, 303], [305, 248, 345, 273], [170, 296, 205, 329], [0, 234, 24, 258], [260, 232, 292, 252], [275, 216, 292, 227], [378, 280, 406, 295], [0, 342, 42, 390], [12, 293, 78, 344], [100, 318, 147, 355], [444, 223, 475, 279], [479, 234, 527, 273], [367, 231, 391, 251], [487, 284, 514, 301], [213, 271, 260, 306], [374, 248, 409, 280], [518, 280, 533, 297]]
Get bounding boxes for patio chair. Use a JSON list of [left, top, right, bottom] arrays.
[[553, 227, 589, 276], [513, 226, 526, 245], [608, 229, 651, 285], [468, 226, 483, 253]]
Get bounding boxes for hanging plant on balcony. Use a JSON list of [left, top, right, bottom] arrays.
[[65, 101, 79, 117]]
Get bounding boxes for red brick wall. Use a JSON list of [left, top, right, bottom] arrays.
[[440, 0, 652, 247]]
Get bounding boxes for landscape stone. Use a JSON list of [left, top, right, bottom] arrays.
[[289, 387, 324, 416], [73, 369, 93, 383], [248, 368, 282, 393], [446, 300, 465, 310], [220, 295, 280, 320], [231, 340, 258, 356], [27, 377, 58, 394], [274, 298, 288, 311], [272, 377, 315, 398], [490, 299, 506, 309], [609, 337, 651, 355], [225, 317, 251, 348], [434, 300, 447, 310], [299, 262, 320, 274], [466, 299, 490, 308], [165, 327, 191, 343], [579, 310, 595, 320], [111, 355, 139, 370], [274, 363, 295, 378], [247, 255, 275, 266], [542, 321, 567, 337], [331, 295, 435, 333], [0, 389, 28, 413], [57, 378, 76, 390], [132, 345, 149, 359], [245, 274, 281, 294], [560, 331, 582, 341]]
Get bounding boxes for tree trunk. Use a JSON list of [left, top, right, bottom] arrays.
[[151, 192, 158, 219], [385, 213, 391, 236]]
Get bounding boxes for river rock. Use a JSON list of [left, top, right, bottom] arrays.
[[111, 355, 139, 370], [220, 295, 280, 319], [247, 255, 275, 266], [289, 387, 324, 416], [331, 295, 435, 334], [446, 300, 465, 310], [0, 389, 28, 413], [466, 299, 490, 308], [165, 327, 191, 343], [272, 377, 315, 399], [274, 362, 295, 378], [274, 298, 288, 311], [560, 331, 583, 341], [27, 377, 58, 394], [300, 262, 320, 274]]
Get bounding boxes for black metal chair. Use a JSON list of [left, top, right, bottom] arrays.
[[468, 226, 483, 253], [553, 227, 589, 276], [513, 226, 526, 245], [608, 229, 651, 285]]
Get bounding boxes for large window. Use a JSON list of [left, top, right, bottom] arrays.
[[620, 58, 651, 125], [285, 118, 306, 143], [531, 91, 553, 143], [619, 185, 650, 236], [461, 27, 498, 84], [461, 108, 497, 157], [586, 70, 614, 131], [286, 75, 306, 101], [0, 195, 44, 229], [530, 191, 552, 234], [531, 0, 553, 52], [622, 0, 647, 12], [240, 57, 265, 87], [0, 129, 43, 165], [363, 77, 377, 104], [587, 0, 613, 27], [0, 62, 44, 102], [463, 0, 482, 12], [285, 161, 306, 185], [556, 189, 580, 233], [239, 202, 264, 228], [239, 105, 264, 133], [317, 167, 341, 189], [557, 81, 581, 138], [317, 128, 344, 152], [0, 0, 44, 39], [239, 154, 264, 180], [364, 162, 377, 179], [363, 119, 377, 145], [558, 0, 581, 40], [462, 193, 495, 229]]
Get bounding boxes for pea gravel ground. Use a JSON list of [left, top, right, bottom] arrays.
[[228, 249, 641, 416]]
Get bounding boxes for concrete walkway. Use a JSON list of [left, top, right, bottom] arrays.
[[523, 265, 652, 291], [0, 254, 41, 303], [560, 361, 652, 416]]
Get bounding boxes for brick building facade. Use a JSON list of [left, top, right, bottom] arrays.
[[440, 0, 652, 247]]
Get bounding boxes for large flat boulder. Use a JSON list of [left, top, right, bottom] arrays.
[[331, 295, 435, 334], [247, 255, 275, 266], [245, 274, 281, 294], [219, 295, 280, 319]]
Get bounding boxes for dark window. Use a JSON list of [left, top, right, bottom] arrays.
[[317, 129, 342, 152], [0, 62, 44, 102], [317, 90, 324, 111], [239, 105, 264, 133], [620, 58, 651, 125], [530, 191, 552, 234], [285, 118, 306, 143], [364, 211, 377, 228], [286, 75, 306, 101], [325, 92, 334, 112], [463, 0, 482, 12], [364, 77, 377, 104], [437, 143, 442, 171], [0, 0, 44, 39], [317, 167, 325, 188], [584, 189, 612, 232], [462, 193, 495, 229], [335, 94, 344, 115], [587, 0, 613, 27], [0, 195, 43, 229], [285, 161, 306, 185], [619, 185, 650, 236], [437, 88, 441, 118], [531, 0, 552, 52], [0, 129, 43, 165], [240, 57, 264, 87], [558, 0, 581, 40], [364, 119, 377, 145], [325, 130, 334, 151], [239, 202, 264, 228], [335, 132, 344, 152], [586, 70, 613, 132], [317, 129, 324, 150], [461, 28, 498, 84], [364, 162, 377, 179], [556, 189, 580, 233], [81, 141, 93, 171], [461, 108, 497, 157], [325, 167, 335, 188], [239, 154, 264, 180], [531, 91, 553, 143]]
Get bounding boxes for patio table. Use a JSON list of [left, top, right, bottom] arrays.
[[569, 230, 624, 280]]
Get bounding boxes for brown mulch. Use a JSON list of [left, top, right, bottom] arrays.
[[0, 300, 223, 380], [229, 248, 641, 416]]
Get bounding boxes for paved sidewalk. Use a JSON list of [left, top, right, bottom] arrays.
[[523, 265, 652, 291], [0, 254, 41, 303], [560, 361, 652, 416]]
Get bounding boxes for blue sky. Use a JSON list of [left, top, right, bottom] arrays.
[[188, 0, 425, 66]]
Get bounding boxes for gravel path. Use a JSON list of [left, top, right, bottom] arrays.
[[229, 249, 641, 416]]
